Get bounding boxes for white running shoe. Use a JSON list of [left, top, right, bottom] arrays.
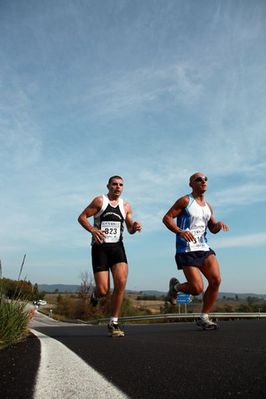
[[196, 317, 218, 330], [107, 322, 125, 337]]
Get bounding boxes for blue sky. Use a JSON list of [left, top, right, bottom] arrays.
[[1, 0, 266, 294]]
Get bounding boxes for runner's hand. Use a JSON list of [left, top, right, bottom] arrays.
[[179, 230, 196, 242], [216, 221, 229, 232], [132, 221, 142, 233], [91, 228, 106, 243]]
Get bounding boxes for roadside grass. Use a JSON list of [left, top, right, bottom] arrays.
[[0, 300, 30, 349], [0, 255, 33, 349]]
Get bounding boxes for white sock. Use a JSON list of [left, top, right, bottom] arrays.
[[110, 317, 118, 324], [200, 313, 209, 320]]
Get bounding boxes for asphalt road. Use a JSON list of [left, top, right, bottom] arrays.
[[32, 317, 266, 399]]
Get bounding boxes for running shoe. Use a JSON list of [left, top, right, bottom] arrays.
[[165, 277, 180, 305], [107, 322, 125, 337], [196, 317, 218, 330], [90, 291, 98, 307]]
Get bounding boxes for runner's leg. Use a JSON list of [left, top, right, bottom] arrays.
[[94, 271, 110, 297], [200, 254, 221, 314], [180, 266, 204, 295], [111, 262, 128, 318]]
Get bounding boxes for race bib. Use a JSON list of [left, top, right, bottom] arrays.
[[101, 221, 121, 243], [188, 226, 209, 251]]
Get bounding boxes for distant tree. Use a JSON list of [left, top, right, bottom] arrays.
[[57, 294, 62, 303], [224, 304, 233, 312], [32, 283, 39, 300], [137, 295, 157, 300], [237, 304, 251, 312], [1, 277, 42, 300], [79, 271, 93, 298], [247, 296, 258, 306]]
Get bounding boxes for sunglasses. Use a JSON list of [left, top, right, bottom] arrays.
[[192, 176, 208, 183]]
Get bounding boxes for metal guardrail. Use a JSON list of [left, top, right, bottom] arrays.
[[90, 312, 266, 325]]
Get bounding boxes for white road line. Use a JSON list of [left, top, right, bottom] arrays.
[[31, 329, 129, 399]]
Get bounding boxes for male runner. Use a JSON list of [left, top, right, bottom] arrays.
[[162, 172, 229, 330], [78, 176, 141, 337]]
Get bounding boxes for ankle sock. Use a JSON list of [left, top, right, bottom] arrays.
[[200, 313, 209, 320], [110, 317, 118, 324]]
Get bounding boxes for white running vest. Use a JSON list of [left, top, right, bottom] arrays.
[[175, 194, 211, 253]]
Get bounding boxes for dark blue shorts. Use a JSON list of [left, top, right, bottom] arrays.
[[91, 242, 128, 273], [175, 249, 216, 270]]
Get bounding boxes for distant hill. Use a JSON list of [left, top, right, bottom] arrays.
[[39, 284, 80, 293], [134, 290, 266, 300], [218, 292, 266, 300], [38, 284, 266, 299]]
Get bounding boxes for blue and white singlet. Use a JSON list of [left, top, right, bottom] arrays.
[[176, 194, 211, 253], [93, 195, 126, 245]]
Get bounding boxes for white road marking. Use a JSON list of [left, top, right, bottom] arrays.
[[31, 329, 129, 399]]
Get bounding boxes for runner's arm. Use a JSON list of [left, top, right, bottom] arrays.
[[78, 196, 106, 243], [162, 196, 195, 242], [124, 202, 142, 234], [207, 204, 229, 234]]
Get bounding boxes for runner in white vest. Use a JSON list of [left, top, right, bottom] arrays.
[[163, 172, 229, 330]]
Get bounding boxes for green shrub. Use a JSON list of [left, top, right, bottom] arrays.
[[0, 300, 30, 348], [53, 293, 154, 321]]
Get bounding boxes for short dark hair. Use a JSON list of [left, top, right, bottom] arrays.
[[108, 175, 123, 185]]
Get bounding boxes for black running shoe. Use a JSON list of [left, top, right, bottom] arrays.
[[107, 322, 125, 337], [165, 277, 179, 305], [90, 291, 98, 307]]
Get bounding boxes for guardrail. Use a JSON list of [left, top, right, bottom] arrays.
[[90, 312, 266, 325]]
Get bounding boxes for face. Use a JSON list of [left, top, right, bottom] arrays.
[[190, 173, 208, 191], [107, 178, 124, 197]]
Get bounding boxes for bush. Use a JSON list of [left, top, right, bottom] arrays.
[[0, 300, 30, 348], [54, 295, 94, 320], [53, 293, 154, 321], [0, 277, 42, 301], [0, 255, 33, 348]]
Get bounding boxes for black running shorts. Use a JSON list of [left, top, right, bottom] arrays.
[[91, 242, 128, 273], [175, 249, 216, 270]]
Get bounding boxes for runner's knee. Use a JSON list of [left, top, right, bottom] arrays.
[[113, 277, 127, 293], [188, 281, 204, 295], [97, 286, 109, 297], [210, 275, 221, 289]]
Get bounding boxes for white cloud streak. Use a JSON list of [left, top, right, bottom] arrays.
[[212, 233, 266, 249]]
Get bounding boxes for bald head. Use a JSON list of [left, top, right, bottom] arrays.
[[189, 172, 204, 184], [189, 172, 208, 190]]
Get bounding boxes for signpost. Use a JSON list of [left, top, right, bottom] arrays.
[[177, 293, 192, 314], [177, 294, 192, 304]]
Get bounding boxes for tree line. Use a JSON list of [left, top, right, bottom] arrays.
[[0, 277, 45, 301]]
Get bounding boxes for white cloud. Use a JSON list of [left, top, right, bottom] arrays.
[[212, 233, 266, 249], [0, 76, 43, 170], [74, 63, 204, 121], [212, 183, 266, 208]]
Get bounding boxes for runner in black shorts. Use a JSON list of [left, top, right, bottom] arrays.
[[91, 242, 127, 273], [175, 249, 216, 270], [162, 172, 229, 330], [78, 176, 141, 337]]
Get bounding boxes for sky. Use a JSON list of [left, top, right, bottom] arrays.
[[0, 0, 266, 294]]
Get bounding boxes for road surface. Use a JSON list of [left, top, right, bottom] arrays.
[[30, 313, 266, 398]]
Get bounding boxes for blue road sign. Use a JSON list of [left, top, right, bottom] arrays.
[[177, 294, 192, 304]]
